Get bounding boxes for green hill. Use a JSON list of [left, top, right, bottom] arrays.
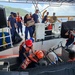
[[5, 6, 29, 17]]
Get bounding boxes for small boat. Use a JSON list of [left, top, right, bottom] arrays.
[[0, 0, 75, 75]]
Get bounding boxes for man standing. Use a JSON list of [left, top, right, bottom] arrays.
[[50, 12, 58, 31], [42, 12, 49, 23], [8, 12, 17, 44], [32, 9, 39, 23], [16, 12, 23, 36], [32, 9, 39, 35], [50, 12, 57, 23]]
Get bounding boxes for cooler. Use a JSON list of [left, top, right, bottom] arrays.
[[35, 23, 45, 40]]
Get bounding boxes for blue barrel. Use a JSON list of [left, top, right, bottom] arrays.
[[0, 32, 11, 47]]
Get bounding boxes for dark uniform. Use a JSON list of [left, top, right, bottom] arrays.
[[42, 15, 47, 23], [8, 14, 16, 43], [32, 13, 38, 35]]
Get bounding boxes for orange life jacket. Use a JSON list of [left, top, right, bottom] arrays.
[[47, 24, 52, 30], [16, 16, 22, 22], [21, 58, 31, 69], [21, 53, 38, 69]]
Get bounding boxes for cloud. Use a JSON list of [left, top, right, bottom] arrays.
[[27, 4, 72, 16], [1, 1, 75, 16], [0, 0, 9, 1], [30, 4, 43, 13]]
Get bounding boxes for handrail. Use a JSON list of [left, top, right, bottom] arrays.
[[0, 28, 13, 48], [48, 16, 75, 23], [0, 43, 11, 47], [0, 35, 11, 39]]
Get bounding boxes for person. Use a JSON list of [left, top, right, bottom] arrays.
[[8, 12, 17, 44], [65, 30, 74, 49], [21, 50, 44, 69], [50, 12, 57, 23], [19, 39, 33, 63], [32, 9, 39, 36], [16, 12, 23, 36], [68, 50, 75, 62], [32, 9, 39, 23], [49, 12, 57, 31], [24, 14, 34, 40], [30, 12, 33, 18], [42, 12, 49, 23]]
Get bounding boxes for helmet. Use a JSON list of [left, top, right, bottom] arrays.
[[25, 39, 33, 47], [35, 50, 44, 59]]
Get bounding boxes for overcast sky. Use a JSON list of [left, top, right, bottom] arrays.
[[0, 2, 75, 16]]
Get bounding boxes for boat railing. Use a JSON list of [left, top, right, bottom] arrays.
[[48, 16, 75, 23], [0, 27, 13, 48], [44, 16, 75, 39]]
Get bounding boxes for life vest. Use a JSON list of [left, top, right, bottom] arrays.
[[16, 16, 22, 22], [21, 53, 38, 69], [47, 24, 52, 30], [21, 58, 31, 69]]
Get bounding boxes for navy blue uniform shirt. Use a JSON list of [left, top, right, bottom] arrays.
[[42, 15, 47, 23], [32, 13, 38, 23], [8, 16, 16, 28], [24, 18, 31, 23]]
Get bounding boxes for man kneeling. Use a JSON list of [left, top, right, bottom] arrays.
[[21, 50, 44, 69]]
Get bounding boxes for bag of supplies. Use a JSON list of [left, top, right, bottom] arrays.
[[27, 20, 35, 27]]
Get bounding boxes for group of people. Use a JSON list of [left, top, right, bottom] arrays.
[[8, 9, 58, 44], [8, 9, 40, 43], [7, 9, 45, 68], [19, 39, 44, 69], [19, 39, 75, 70], [8, 10, 75, 70], [42, 11, 57, 24], [8, 12, 23, 44], [24, 9, 39, 40], [19, 30, 75, 70]]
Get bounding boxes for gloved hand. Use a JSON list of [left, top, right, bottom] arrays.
[[29, 54, 38, 63]]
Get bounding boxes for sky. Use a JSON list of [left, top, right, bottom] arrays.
[[0, 2, 33, 10], [0, 2, 75, 16]]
